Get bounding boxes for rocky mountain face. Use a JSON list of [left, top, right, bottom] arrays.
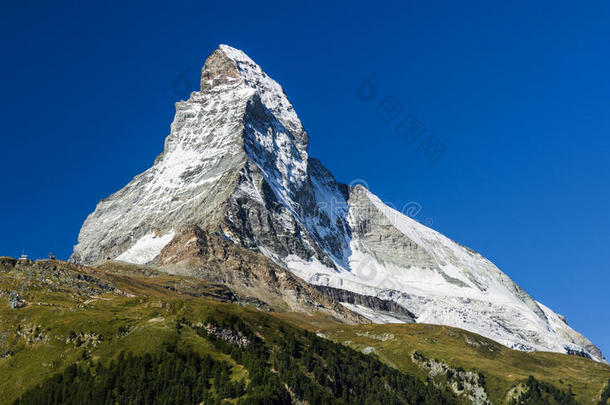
[[156, 225, 366, 322], [71, 44, 604, 362]]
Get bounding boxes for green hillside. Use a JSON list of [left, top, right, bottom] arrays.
[[1, 257, 608, 404], [281, 317, 610, 404]]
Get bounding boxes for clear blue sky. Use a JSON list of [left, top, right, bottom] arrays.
[[1, 1, 609, 357]]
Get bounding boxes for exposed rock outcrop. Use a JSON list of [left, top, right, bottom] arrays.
[[157, 226, 368, 324], [412, 351, 490, 405], [314, 285, 416, 322]]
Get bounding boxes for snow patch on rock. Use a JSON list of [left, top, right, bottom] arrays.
[[116, 231, 175, 264]]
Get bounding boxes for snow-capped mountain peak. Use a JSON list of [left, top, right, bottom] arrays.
[[71, 44, 604, 362], [201, 44, 307, 154]]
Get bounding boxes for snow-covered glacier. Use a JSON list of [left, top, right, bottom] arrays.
[[71, 44, 604, 362]]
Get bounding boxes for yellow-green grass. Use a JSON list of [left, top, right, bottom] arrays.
[[0, 269, 253, 403], [311, 323, 610, 404], [2, 260, 608, 404]]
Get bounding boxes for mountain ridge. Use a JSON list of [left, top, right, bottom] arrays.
[[70, 44, 604, 362]]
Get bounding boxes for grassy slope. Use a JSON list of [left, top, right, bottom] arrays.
[[1, 259, 608, 404], [310, 323, 610, 404], [0, 260, 250, 403]]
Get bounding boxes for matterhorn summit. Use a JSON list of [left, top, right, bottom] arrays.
[[71, 44, 604, 362]]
